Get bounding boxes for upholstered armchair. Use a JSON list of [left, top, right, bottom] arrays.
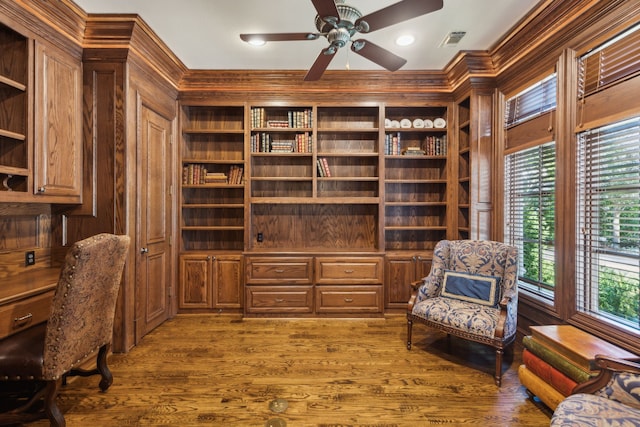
[[407, 239, 519, 386], [551, 355, 640, 426], [0, 233, 130, 427]]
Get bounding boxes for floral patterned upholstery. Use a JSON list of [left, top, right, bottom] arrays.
[[551, 356, 640, 426], [407, 239, 519, 386]]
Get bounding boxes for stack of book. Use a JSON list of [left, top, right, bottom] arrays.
[[402, 147, 426, 156], [203, 172, 227, 184], [519, 324, 638, 410]]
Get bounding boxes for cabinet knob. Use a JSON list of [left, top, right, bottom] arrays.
[[38, 186, 46, 193], [140, 247, 149, 254]]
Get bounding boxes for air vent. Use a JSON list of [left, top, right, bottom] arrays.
[[440, 31, 466, 47]]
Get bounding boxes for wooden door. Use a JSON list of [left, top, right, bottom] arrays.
[[136, 104, 172, 341]]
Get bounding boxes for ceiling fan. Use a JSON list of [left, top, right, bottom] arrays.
[[240, 0, 444, 81]]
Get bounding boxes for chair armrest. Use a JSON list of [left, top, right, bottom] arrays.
[[407, 280, 423, 312], [572, 355, 640, 395]]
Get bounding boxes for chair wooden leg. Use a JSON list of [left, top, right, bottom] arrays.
[[495, 348, 504, 387], [68, 344, 113, 392], [407, 318, 413, 350], [96, 344, 113, 391], [43, 378, 65, 427]]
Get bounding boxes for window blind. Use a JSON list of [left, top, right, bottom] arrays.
[[505, 142, 556, 294], [579, 23, 640, 98], [505, 74, 557, 128], [576, 117, 640, 327]]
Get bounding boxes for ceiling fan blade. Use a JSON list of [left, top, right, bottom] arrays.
[[240, 33, 320, 43], [355, 0, 443, 33], [311, 0, 340, 21], [351, 39, 406, 71], [304, 46, 337, 81]]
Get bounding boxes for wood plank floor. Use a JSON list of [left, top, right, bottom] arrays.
[[26, 314, 552, 426]]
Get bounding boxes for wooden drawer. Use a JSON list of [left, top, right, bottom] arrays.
[[315, 285, 383, 314], [245, 285, 313, 314], [0, 290, 54, 339], [245, 257, 313, 284], [315, 257, 383, 284]]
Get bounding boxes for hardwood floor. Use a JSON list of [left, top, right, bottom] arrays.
[[26, 315, 551, 426]]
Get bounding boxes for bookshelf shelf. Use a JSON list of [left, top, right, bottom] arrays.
[[456, 96, 471, 239], [0, 23, 29, 195], [383, 104, 449, 254], [180, 105, 246, 252]]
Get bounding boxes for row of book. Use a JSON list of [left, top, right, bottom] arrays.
[[518, 324, 638, 410], [317, 157, 332, 177], [384, 133, 448, 156], [182, 164, 244, 185], [250, 107, 313, 129], [250, 132, 313, 153]]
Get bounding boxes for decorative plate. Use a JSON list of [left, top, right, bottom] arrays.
[[434, 118, 446, 128], [400, 118, 412, 128], [384, 118, 391, 128], [412, 118, 425, 128], [423, 119, 434, 128], [390, 120, 400, 128]]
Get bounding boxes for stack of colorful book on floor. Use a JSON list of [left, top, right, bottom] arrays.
[[518, 324, 639, 411]]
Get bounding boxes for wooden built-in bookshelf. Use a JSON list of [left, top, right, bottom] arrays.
[[456, 96, 471, 239], [0, 23, 29, 195], [180, 105, 246, 252], [179, 101, 460, 315]]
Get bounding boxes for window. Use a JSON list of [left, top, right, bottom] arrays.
[[505, 142, 556, 298], [576, 117, 640, 330], [504, 73, 557, 300], [579, 23, 640, 98], [505, 74, 557, 127]]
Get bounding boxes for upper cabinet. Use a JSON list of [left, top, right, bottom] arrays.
[[0, 23, 82, 204], [33, 41, 82, 202]]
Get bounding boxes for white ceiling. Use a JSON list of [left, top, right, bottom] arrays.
[[72, 0, 541, 72]]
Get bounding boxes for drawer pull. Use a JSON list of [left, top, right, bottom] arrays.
[[275, 298, 285, 303], [344, 298, 354, 303], [13, 313, 33, 328], [344, 269, 354, 274], [275, 269, 285, 273]]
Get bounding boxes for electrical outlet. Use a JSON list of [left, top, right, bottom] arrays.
[[257, 232, 263, 242], [25, 250, 35, 266]]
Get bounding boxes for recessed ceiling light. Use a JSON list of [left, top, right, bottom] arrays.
[[395, 34, 415, 46], [248, 39, 266, 46]]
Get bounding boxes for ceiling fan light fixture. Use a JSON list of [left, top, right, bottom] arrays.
[[395, 34, 415, 46]]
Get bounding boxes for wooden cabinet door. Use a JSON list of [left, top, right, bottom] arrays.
[[385, 256, 415, 309], [33, 41, 82, 202], [179, 254, 212, 309], [385, 254, 432, 309], [213, 255, 243, 310]]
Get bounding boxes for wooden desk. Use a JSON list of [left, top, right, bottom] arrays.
[[0, 267, 59, 339]]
